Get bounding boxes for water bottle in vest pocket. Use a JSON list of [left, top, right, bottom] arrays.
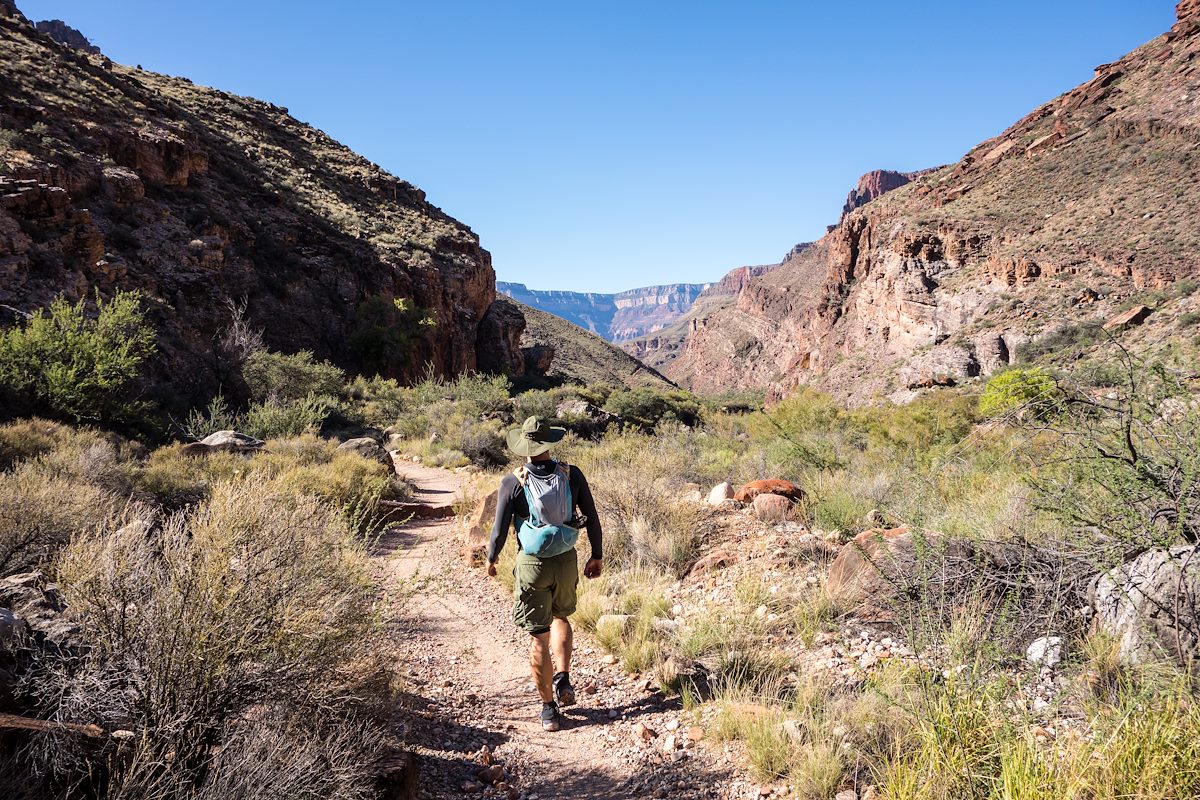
[[515, 461, 580, 558]]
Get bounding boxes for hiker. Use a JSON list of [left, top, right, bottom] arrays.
[[486, 415, 603, 732]]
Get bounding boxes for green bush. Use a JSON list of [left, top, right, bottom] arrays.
[[340, 374, 407, 428], [242, 395, 332, 439], [979, 367, 1061, 419], [604, 388, 702, 431], [242, 349, 344, 404], [183, 392, 332, 441], [0, 291, 156, 423], [347, 294, 435, 373]]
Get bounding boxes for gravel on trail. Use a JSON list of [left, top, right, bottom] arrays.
[[375, 465, 742, 800]]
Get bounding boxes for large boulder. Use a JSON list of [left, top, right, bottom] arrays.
[[826, 527, 973, 622], [752, 493, 791, 523], [461, 489, 498, 565], [707, 482, 735, 506], [198, 430, 264, 452], [0, 571, 80, 654], [733, 478, 804, 503], [1089, 545, 1200, 665], [337, 437, 393, 468]]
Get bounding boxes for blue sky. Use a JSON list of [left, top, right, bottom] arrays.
[[21, 1, 1175, 292]]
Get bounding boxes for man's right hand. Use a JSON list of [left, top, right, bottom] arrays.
[[583, 558, 603, 579], [486, 561, 498, 578]]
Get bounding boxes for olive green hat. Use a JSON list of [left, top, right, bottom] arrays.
[[506, 415, 566, 457]]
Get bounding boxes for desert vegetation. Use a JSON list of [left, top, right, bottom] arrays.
[[4, 283, 1200, 800]]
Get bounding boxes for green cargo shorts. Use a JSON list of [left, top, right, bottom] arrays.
[[512, 548, 578, 635]]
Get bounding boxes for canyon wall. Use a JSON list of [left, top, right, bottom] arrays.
[[669, 6, 1200, 402]]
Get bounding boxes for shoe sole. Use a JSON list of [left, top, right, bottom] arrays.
[[555, 686, 576, 707], [541, 718, 561, 732]]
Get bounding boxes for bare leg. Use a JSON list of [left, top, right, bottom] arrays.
[[550, 617, 574, 675], [529, 632, 553, 702]]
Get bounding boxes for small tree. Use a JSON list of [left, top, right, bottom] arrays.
[[979, 367, 1062, 420], [0, 291, 156, 422], [241, 349, 344, 405]]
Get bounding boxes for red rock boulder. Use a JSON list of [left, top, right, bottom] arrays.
[[733, 478, 804, 503]]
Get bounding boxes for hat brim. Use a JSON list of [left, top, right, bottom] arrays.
[[505, 425, 566, 457]]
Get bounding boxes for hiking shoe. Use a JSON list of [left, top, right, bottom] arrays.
[[553, 671, 576, 707], [539, 701, 561, 732]]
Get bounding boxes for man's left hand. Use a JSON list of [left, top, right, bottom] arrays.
[[486, 561, 498, 578], [583, 558, 603, 579]]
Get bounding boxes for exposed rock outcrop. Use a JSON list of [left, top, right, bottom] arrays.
[[34, 19, 99, 53], [1089, 546, 1200, 665], [667, 13, 1200, 402], [841, 170, 916, 218]]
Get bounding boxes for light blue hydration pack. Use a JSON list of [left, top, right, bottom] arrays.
[[514, 460, 580, 558]]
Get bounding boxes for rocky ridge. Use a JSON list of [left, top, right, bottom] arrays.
[[0, 4, 523, 412], [33, 19, 100, 54], [621, 262, 781, 371], [668, 6, 1200, 400], [499, 281, 711, 342]]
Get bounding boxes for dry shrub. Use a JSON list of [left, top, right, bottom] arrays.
[[570, 433, 712, 575], [0, 417, 76, 469], [267, 452, 401, 509], [134, 444, 246, 510], [0, 462, 120, 576], [32, 480, 382, 798]]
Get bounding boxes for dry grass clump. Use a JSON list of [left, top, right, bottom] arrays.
[[567, 433, 713, 576], [25, 479, 385, 799], [879, 668, 1200, 800], [0, 462, 123, 575]]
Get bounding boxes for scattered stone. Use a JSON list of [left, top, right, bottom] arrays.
[[780, 719, 806, 744], [601, 654, 618, 665], [688, 548, 740, 576], [477, 764, 506, 785], [835, 790, 858, 800], [707, 482, 735, 506], [687, 725, 705, 742], [1026, 636, 1064, 668], [752, 493, 792, 523], [336, 437, 392, 466]]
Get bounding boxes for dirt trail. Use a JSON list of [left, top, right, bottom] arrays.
[[375, 463, 732, 800]]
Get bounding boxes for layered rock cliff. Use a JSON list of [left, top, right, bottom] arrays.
[[841, 170, 918, 219], [670, 6, 1200, 401], [621, 262, 780, 370], [498, 281, 710, 342], [33, 19, 99, 54], [0, 5, 513, 411]]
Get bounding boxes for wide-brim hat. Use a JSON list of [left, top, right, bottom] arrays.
[[506, 415, 567, 457]]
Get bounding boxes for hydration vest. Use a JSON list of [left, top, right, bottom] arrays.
[[514, 460, 580, 558]]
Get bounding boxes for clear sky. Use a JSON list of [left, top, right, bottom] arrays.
[[20, 1, 1176, 293]]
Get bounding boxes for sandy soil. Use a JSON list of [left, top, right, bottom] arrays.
[[374, 464, 738, 800]]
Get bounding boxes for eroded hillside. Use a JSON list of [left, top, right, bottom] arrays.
[[670, 2, 1200, 401], [0, 2, 514, 412]]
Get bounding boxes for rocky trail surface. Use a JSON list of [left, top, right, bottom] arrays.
[[374, 464, 740, 800]]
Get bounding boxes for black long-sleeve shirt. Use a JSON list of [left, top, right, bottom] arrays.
[[486, 460, 603, 563]]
